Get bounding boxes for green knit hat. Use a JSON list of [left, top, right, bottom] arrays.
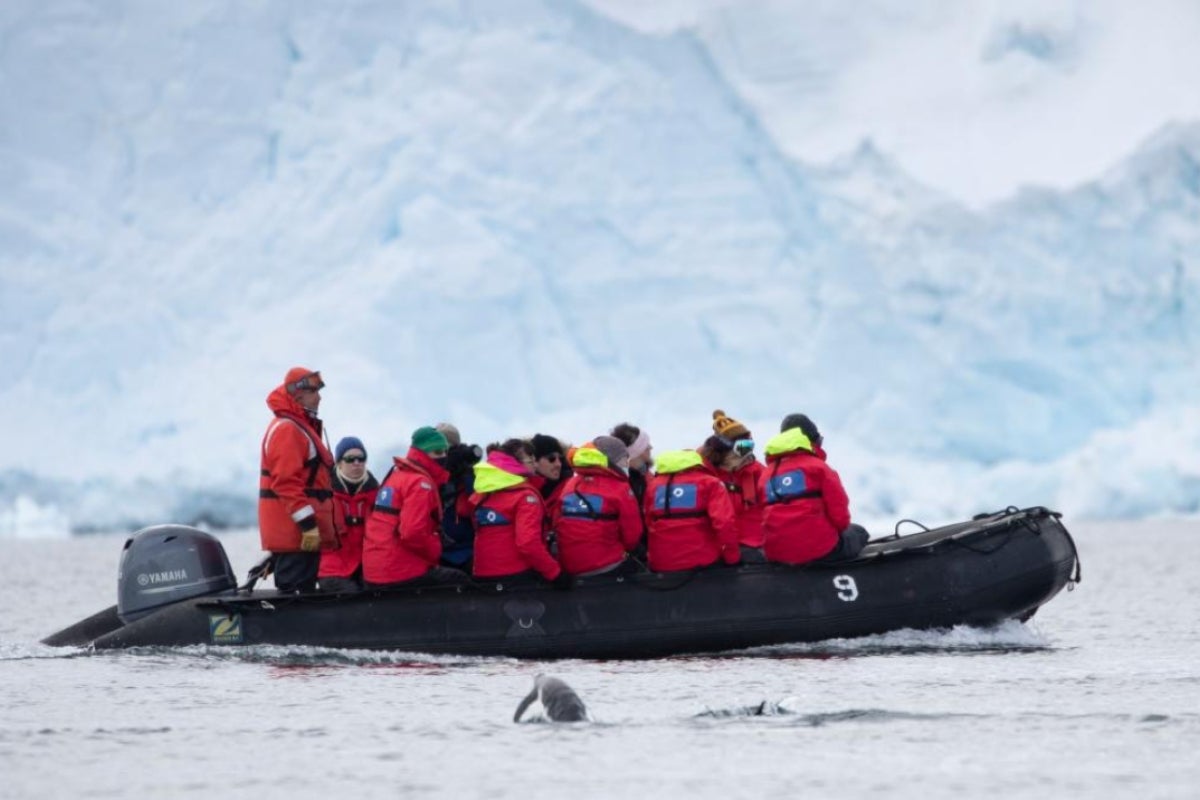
[[411, 425, 449, 454]]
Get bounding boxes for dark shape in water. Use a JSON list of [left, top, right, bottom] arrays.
[[514, 674, 590, 723], [696, 699, 794, 718]]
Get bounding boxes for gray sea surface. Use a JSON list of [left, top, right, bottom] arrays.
[[2, 520, 1197, 799]]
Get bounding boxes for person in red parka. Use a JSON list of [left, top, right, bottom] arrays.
[[318, 436, 379, 593], [610, 422, 654, 517], [704, 409, 767, 562], [362, 426, 470, 588], [258, 367, 344, 593], [552, 436, 644, 577], [470, 439, 570, 588], [644, 449, 740, 572], [761, 415, 869, 565], [529, 433, 573, 509]]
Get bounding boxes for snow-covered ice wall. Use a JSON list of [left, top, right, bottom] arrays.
[[1, 0, 1197, 534]]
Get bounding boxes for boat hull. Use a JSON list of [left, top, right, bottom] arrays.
[[60, 506, 1079, 658]]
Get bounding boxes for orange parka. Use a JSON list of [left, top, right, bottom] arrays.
[[258, 384, 343, 553]]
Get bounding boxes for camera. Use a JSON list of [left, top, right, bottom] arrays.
[[445, 442, 483, 479]]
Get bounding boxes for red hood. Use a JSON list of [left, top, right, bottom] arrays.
[[487, 450, 534, 477], [767, 446, 824, 465], [399, 447, 450, 486], [699, 455, 728, 480], [266, 383, 332, 466], [267, 383, 311, 419], [573, 464, 627, 482]]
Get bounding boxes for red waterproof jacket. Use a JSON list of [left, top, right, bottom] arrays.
[[318, 470, 379, 579], [644, 451, 740, 572], [258, 385, 342, 553], [361, 449, 448, 584], [470, 460, 561, 581], [760, 429, 852, 565], [530, 473, 570, 509], [706, 456, 766, 548], [551, 448, 643, 575]]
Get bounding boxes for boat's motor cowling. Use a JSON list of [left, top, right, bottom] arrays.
[[117, 525, 237, 623]]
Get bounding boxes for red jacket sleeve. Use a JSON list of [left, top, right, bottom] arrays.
[[705, 478, 741, 564], [365, 476, 401, 541], [821, 465, 852, 532], [455, 489, 475, 519], [514, 490, 561, 580], [739, 462, 763, 509], [399, 477, 441, 565], [643, 478, 657, 522], [264, 422, 315, 528], [616, 484, 643, 551], [548, 476, 574, 531]]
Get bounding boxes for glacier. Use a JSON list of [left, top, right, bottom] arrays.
[[0, 0, 1197, 536]]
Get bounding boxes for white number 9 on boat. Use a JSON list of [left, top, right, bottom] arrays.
[[833, 575, 859, 602]]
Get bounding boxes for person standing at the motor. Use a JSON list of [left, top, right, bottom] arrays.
[[258, 367, 343, 593]]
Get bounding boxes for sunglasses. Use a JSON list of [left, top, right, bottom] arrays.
[[340, 455, 366, 464], [288, 371, 325, 392], [734, 439, 755, 456]]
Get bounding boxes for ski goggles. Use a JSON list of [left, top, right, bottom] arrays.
[[288, 371, 325, 393]]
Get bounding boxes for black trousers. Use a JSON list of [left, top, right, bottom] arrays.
[[317, 575, 362, 594], [474, 569, 544, 588], [273, 552, 320, 593], [818, 524, 870, 563], [739, 545, 767, 563], [576, 557, 648, 578]]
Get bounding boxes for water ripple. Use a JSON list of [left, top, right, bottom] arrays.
[[91, 643, 516, 669]]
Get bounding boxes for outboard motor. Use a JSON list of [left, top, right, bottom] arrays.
[[117, 525, 237, 623]]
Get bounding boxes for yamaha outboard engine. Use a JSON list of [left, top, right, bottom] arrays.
[[117, 525, 237, 623]]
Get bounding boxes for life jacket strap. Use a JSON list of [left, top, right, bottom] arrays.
[[566, 490, 619, 521]]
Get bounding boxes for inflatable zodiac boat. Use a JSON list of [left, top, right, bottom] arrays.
[[43, 505, 1081, 659]]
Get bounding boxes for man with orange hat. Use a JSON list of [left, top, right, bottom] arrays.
[[258, 367, 343, 592]]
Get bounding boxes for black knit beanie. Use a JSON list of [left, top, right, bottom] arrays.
[[530, 433, 563, 460], [780, 413, 822, 446]]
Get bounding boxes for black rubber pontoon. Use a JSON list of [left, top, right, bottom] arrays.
[[44, 506, 1080, 659]]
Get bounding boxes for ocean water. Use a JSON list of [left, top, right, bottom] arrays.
[[2, 520, 1197, 799]]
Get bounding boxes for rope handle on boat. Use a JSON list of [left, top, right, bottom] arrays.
[[1060, 523, 1083, 589], [1007, 509, 1081, 585], [1015, 507, 1082, 588], [945, 508, 1040, 555], [889, 518, 932, 539], [946, 530, 1015, 555]]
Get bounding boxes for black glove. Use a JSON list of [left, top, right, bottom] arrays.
[[550, 570, 574, 591]]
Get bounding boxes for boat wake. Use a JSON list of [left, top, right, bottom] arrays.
[[0, 639, 513, 667], [721, 619, 1051, 659], [103, 643, 513, 669], [0, 641, 94, 662], [5, 620, 1049, 665]]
